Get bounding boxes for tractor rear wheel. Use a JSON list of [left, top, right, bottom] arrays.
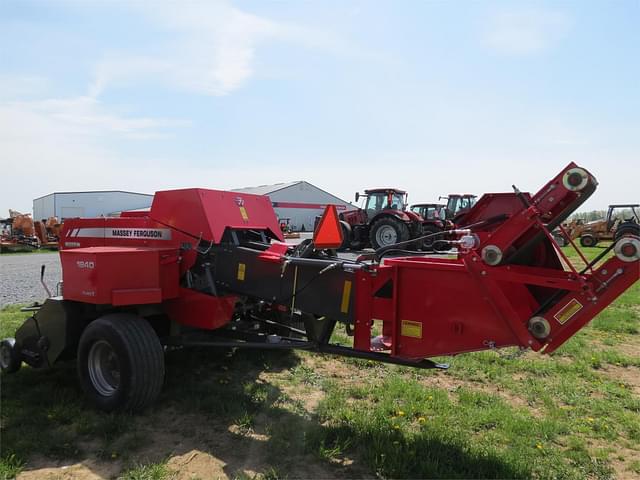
[[78, 313, 164, 412], [580, 234, 598, 248], [614, 222, 640, 241], [369, 217, 410, 250]]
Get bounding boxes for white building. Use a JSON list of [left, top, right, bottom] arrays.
[[233, 181, 355, 232], [33, 191, 153, 221]]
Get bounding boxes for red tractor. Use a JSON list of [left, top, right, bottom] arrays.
[[440, 194, 477, 225], [409, 203, 450, 249], [339, 188, 424, 250]]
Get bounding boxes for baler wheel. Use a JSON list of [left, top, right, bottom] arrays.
[[77, 314, 164, 412], [0, 338, 21, 373], [369, 217, 410, 250]]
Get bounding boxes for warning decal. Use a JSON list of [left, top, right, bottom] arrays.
[[237, 263, 246, 281], [554, 298, 583, 325], [239, 206, 249, 221], [340, 280, 352, 314], [401, 320, 422, 339]]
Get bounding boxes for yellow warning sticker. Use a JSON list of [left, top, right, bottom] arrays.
[[554, 298, 583, 325], [239, 206, 249, 221], [401, 320, 422, 339], [237, 263, 246, 281], [340, 280, 352, 313]]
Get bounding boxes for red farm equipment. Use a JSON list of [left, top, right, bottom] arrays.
[[339, 188, 424, 250], [410, 203, 450, 249], [1, 163, 639, 412], [440, 194, 478, 226]]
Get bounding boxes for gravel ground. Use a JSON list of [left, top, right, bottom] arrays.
[[0, 252, 61, 308]]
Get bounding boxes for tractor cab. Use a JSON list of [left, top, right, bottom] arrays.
[[440, 194, 477, 223], [410, 203, 446, 221], [606, 204, 639, 231], [356, 188, 408, 219]]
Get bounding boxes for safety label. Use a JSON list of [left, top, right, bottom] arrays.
[[237, 263, 246, 281], [401, 320, 422, 339], [554, 298, 583, 325]]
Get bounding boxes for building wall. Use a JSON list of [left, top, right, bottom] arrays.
[[33, 194, 55, 221], [268, 182, 354, 232], [33, 192, 153, 221]]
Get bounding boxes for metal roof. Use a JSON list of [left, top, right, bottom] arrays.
[[231, 181, 303, 196], [232, 180, 353, 207], [33, 190, 153, 201]]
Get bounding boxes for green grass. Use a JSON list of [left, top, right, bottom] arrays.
[[0, 244, 638, 479], [119, 462, 172, 480]]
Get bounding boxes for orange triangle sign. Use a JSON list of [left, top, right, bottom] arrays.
[[313, 205, 343, 249]]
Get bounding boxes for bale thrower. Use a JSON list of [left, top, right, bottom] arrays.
[[1, 162, 638, 411]]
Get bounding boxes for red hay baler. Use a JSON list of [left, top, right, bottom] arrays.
[[1, 163, 638, 411]]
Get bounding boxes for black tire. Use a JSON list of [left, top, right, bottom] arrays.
[[552, 232, 567, 247], [0, 338, 21, 374], [369, 216, 410, 250], [338, 221, 352, 251], [614, 222, 640, 241], [421, 224, 443, 251], [580, 234, 597, 248], [77, 313, 164, 412]]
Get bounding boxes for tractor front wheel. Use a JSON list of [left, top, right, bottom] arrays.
[[338, 221, 352, 251], [369, 217, 410, 250], [580, 234, 598, 248], [78, 313, 164, 412], [421, 225, 443, 251]]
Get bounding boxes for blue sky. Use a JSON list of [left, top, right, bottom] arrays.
[[1, 0, 638, 213]]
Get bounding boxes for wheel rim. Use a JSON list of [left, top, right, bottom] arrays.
[[88, 340, 121, 396], [0, 344, 11, 369], [375, 225, 398, 246]]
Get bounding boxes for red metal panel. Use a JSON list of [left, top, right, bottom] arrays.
[[539, 255, 640, 353], [60, 247, 179, 305], [112, 288, 162, 306], [384, 258, 521, 358], [458, 193, 530, 228], [61, 217, 181, 250], [163, 288, 237, 330], [150, 188, 284, 243]]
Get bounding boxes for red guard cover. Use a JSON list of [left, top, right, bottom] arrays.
[[149, 188, 284, 243]]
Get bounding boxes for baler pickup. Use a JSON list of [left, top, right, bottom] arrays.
[[1, 163, 638, 411]]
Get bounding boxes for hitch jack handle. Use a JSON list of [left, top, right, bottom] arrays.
[[40, 265, 52, 298]]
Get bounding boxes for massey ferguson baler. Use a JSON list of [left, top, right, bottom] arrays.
[[1, 163, 638, 411]]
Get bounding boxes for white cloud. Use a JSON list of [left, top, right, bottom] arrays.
[[87, 0, 378, 98], [88, 1, 280, 97], [0, 92, 190, 212], [484, 8, 572, 55], [0, 74, 50, 101]]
